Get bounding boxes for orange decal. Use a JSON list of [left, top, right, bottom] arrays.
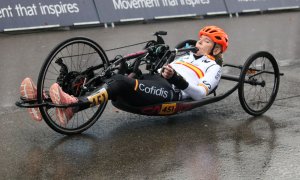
[[175, 62, 204, 78], [246, 69, 257, 75], [198, 83, 209, 95], [134, 79, 139, 91], [206, 54, 216, 61]]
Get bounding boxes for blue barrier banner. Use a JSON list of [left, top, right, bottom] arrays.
[[0, 0, 100, 31], [1, 0, 298, 31], [224, 0, 300, 13], [267, 0, 300, 10], [94, 0, 228, 23]]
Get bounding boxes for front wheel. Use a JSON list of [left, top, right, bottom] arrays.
[[37, 37, 109, 135], [238, 51, 280, 116]]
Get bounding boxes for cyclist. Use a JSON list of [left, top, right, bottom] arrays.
[[20, 25, 229, 125]]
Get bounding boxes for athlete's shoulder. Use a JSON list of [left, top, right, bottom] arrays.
[[205, 55, 216, 61], [195, 55, 216, 65]]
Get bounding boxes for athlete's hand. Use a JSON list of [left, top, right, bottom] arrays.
[[161, 64, 174, 79]]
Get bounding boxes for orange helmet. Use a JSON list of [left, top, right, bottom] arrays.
[[199, 26, 229, 53]]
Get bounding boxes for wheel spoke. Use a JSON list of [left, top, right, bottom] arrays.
[[38, 38, 108, 134], [240, 52, 279, 116]]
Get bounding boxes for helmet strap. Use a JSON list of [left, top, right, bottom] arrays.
[[209, 42, 216, 56]]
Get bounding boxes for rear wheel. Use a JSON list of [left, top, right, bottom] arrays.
[[238, 51, 280, 116], [37, 37, 109, 135]]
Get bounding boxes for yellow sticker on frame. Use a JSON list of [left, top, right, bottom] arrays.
[[159, 103, 177, 115]]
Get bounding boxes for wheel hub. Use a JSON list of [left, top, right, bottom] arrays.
[[60, 71, 86, 97]]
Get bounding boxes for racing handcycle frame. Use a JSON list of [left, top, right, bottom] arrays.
[[16, 31, 284, 135]]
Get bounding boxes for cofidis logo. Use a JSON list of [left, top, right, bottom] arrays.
[[139, 83, 168, 98]]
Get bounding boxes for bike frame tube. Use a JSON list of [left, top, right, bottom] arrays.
[[223, 63, 243, 69], [222, 74, 265, 86], [15, 99, 90, 108], [111, 82, 240, 116]]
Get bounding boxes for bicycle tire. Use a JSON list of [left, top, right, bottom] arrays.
[[37, 37, 109, 135], [238, 51, 280, 116]]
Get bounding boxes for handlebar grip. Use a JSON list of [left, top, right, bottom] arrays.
[[154, 31, 167, 36], [166, 53, 176, 64], [123, 50, 148, 59], [175, 47, 198, 53]]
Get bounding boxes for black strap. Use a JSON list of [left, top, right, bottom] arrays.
[[209, 42, 216, 56], [167, 71, 189, 90]]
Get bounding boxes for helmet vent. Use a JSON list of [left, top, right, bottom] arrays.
[[215, 36, 222, 40]]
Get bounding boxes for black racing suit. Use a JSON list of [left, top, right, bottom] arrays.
[[104, 74, 181, 106]]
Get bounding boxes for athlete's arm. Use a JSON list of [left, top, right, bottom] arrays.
[[183, 64, 221, 100], [161, 64, 189, 90]]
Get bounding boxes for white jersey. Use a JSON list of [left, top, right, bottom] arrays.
[[170, 53, 222, 100]]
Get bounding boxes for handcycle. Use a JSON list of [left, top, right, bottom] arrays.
[[16, 31, 284, 135]]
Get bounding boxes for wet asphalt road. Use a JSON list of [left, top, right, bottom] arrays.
[[0, 11, 300, 179]]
